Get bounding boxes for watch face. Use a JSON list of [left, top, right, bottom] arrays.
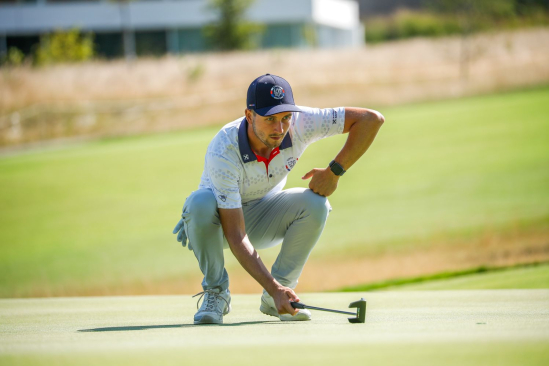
[[330, 161, 345, 176]]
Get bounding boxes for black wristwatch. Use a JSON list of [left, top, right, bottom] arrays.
[[328, 160, 346, 176]]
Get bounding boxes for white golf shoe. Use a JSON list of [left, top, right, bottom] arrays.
[[193, 289, 231, 325], [259, 292, 311, 321]]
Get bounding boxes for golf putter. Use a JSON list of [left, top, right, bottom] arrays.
[[290, 298, 367, 323]]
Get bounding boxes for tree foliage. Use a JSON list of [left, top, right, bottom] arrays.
[[203, 0, 264, 51], [425, 0, 548, 33], [35, 28, 94, 66], [1, 47, 25, 67]]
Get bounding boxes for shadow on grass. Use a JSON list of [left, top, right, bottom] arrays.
[[78, 321, 279, 332]]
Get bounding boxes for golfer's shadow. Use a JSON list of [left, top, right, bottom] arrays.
[[78, 320, 278, 332]]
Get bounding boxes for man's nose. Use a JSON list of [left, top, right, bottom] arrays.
[[273, 121, 283, 133]]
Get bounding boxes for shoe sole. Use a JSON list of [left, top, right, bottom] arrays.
[[194, 303, 231, 325], [194, 314, 222, 325]]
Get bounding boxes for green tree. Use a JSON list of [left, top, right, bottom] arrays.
[[425, 0, 517, 80], [203, 0, 264, 51], [515, 0, 549, 15], [35, 28, 94, 66]]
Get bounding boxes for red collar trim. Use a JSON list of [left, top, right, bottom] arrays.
[[253, 147, 280, 175]]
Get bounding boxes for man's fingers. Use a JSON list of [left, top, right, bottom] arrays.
[[173, 219, 183, 234], [280, 302, 298, 315], [301, 169, 315, 180], [274, 288, 301, 315], [287, 305, 298, 315], [286, 290, 300, 314], [287, 289, 300, 303], [309, 183, 326, 197]]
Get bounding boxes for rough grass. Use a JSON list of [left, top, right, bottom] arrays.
[[0, 86, 548, 297]]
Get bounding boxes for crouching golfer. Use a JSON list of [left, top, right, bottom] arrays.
[[173, 74, 384, 324]]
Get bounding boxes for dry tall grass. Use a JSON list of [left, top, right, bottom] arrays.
[[1, 27, 548, 147]]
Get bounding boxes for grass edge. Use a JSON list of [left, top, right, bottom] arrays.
[[337, 261, 549, 292]]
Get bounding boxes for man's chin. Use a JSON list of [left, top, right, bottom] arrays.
[[269, 137, 284, 146], [259, 136, 283, 149]]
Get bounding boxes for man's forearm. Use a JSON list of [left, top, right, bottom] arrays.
[[336, 108, 384, 170], [227, 234, 280, 295], [218, 207, 281, 295]]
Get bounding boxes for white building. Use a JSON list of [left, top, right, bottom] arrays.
[[0, 0, 363, 59]]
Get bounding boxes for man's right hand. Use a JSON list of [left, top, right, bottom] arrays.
[[271, 286, 300, 315]]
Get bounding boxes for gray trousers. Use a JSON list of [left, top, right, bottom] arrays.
[[179, 187, 331, 292]]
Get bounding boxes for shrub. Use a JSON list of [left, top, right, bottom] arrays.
[[394, 10, 461, 38], [2, 47, 25, 67], [35, 28, 94, 66], [366, 10, 461, 44], [365, 3, 549, 44]]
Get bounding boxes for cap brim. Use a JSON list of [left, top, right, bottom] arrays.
[[255, 104, 302, 116]]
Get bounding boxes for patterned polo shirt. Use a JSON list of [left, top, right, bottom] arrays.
[[198, 106, 346, 209]]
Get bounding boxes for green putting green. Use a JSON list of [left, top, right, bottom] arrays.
[[1, 291, 548, 365]]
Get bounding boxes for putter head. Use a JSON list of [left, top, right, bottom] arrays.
[[348, 298, 367, 323]]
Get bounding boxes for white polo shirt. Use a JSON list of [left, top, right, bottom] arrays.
[[198, 106, 346, 209]]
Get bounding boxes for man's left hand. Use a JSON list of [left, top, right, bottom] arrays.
[[302, 167, 339, 197]]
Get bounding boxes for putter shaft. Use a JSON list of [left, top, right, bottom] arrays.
[[290, 302, 355, 316]]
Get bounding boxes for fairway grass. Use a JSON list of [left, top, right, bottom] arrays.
[[1, 291, 548, 366], [1, 86, 549, 297]]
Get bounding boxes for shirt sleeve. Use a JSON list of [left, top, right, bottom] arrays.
[[292, 106, 346, 146], [205, 152, 243, 209]]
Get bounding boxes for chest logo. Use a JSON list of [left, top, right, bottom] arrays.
[[285, 157, 298, 171], [270, 85, 285, 100]]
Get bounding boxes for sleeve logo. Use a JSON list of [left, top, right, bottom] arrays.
[[218, 195, 227, 202]]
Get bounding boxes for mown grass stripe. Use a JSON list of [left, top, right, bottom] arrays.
[[338, 261, 549, 292]]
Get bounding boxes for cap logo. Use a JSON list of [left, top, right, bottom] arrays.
[[270, 85, 285, 100]]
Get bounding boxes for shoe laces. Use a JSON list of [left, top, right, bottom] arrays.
[[193, 290, 229, 313]]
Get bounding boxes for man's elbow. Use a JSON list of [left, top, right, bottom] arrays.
[[378, 112, 385, 124], [369, 110, 385, 126]]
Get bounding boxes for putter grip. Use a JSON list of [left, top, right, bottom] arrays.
[[290, 301, 306, 309]]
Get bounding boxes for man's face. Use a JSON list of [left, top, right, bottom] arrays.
[[246, 110, 293, 149]]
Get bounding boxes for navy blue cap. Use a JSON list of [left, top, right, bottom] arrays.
[[246, 74, 302, 116]]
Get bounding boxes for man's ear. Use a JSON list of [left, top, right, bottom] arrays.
[[245, 109, 254, 124]]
